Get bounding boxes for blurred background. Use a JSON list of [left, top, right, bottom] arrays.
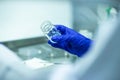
[[0, 0, 74, 64], [0, 0, 120, 80]]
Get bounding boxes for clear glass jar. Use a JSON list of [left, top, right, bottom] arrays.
[[40, 21, 61, 43]]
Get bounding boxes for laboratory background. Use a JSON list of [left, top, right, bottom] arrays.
[[0, 0, 120, 80]]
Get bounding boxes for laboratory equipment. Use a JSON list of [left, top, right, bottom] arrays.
[[40, 21, 61, 43]]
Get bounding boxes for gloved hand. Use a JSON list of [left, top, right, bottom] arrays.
[[48, 25, 92, 57]]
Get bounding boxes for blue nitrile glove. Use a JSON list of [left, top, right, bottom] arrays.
[[48, 25, 92, 57]]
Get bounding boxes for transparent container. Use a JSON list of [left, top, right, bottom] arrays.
[[40, 21, 61, 43]]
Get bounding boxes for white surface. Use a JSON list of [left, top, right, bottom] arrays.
[[0, 1, 72, 42], [24, 57, 54, 69], [0, 44, 34, 80]]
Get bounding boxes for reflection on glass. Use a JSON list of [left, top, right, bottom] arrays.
[[40, 21, 61, 43]]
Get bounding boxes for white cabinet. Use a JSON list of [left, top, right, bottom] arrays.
[[0, 1, 72, 42]]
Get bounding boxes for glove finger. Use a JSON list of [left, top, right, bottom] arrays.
[[51, 36, 62, 42], [48, 40, 58, 48], [48, 40, 52, 45], [54, 25, 66, 34]]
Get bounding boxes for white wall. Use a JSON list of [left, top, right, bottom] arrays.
[[0, 1, 72, 42]]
